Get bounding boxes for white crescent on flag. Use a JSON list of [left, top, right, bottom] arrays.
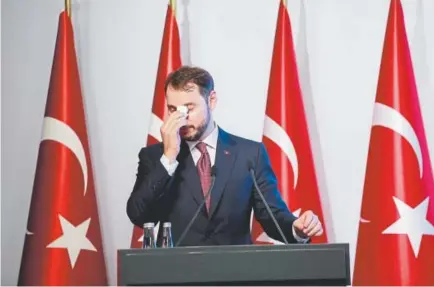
[[263, 115, 299, 189], [360, 102, 424, 224], [41, 116, 88, 195], [372, 102, 423, 177]]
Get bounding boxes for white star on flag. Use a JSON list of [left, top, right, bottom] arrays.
[[382, 196, 434, 257], [47, 214, 97, 268], [256, 208, 302, 244]]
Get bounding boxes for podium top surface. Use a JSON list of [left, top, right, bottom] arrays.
[[119, 241, 348, 254]]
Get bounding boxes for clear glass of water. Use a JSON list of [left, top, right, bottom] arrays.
[[160, 222, 173, 248], [142, 222, 156, 249]]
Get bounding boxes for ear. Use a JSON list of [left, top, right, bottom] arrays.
[[208, 90, 217, 111]]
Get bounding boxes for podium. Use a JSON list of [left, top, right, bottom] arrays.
[[118, 243, 351, 286]]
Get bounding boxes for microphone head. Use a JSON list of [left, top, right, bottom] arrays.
[[211, 166, 218, 176]]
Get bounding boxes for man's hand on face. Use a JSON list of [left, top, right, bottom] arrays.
[[161, 110, 188, 163]]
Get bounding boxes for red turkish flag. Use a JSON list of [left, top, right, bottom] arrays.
[[251, 0, 328, 244], [17, 11, 108, 286], [130, 1, 182, 248], [352, 0, 434, 285]]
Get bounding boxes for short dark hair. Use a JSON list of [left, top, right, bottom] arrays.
[[164, 66, 214, 98]]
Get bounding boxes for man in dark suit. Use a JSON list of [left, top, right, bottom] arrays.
[[127, 66, 323, 246]]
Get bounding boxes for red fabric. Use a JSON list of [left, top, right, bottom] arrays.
[[251, 0, 328, 245], [18, 11, 108, 286], [352, 0, 434, 285]]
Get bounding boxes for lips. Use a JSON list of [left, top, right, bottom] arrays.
[[180, 126, 192, 134]]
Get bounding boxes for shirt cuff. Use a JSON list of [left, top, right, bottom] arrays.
[[160, 154, 179, 176], [292, 224, 310, 243]]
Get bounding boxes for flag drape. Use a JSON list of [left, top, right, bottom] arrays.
[[353, 0, 434, 285], [251, 0, 328, 245], [129, 1, 182, 249], [18, 11, 108, 286]]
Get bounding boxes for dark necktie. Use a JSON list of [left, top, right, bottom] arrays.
[[196, 142, 212, 210]]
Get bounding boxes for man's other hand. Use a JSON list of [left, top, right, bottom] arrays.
[[293, 210, 323, 239]]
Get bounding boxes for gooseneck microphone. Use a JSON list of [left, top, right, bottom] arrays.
[[175, 166, 218, 247], [248, 161, 289, 245]]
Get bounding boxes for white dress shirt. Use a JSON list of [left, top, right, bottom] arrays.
[[159, 124, 309, 243]]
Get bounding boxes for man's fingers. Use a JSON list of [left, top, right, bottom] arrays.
[[293, 217, 306, 232], [165, 117, 187, 138], [171, 112, 188, 129], [307, 222, 323, 237], [294, 211, 311, 231], [302, 212, 313, 229], [164, 112, 185, 133], [171, 117, 188, 132], [294, 211, 323, 238], [162, 120, 175, 136], [304, 215, 318, 233], [163, 111, 185, 129], [294, 218, 303, 230], [177, 117, 188, 128], [171, 111, 188, 121]]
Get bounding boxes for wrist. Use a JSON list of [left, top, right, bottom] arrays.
[[163, 149, 178, 163]]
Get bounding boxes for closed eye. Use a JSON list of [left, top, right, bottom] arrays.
[[167, 105, 176, 113]]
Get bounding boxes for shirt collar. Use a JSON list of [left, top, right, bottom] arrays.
[[186, 122, 219, 151]]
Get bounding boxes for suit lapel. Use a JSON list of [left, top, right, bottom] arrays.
[[209, 128, 237, 219], [176, 141, 204, 207]]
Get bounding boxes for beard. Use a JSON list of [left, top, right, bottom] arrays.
[[181, 108, 211, 142]]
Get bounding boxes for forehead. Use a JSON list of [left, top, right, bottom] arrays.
[[166, 84, 203, 105]]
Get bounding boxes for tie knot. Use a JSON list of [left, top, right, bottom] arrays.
[[196, 142, 207, 154]]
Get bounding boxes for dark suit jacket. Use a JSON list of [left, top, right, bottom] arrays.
[[126, 127, 300, 246]]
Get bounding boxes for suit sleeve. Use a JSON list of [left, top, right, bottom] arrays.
[[126, 148, 174, 228], [251, 143, 299, 243]]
